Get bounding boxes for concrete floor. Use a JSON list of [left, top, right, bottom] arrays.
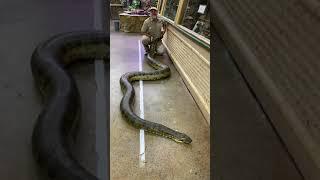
[[110, 25, 210, 179], [0, 0, 100, 179]]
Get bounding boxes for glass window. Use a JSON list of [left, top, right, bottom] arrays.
[[163, 0, 180, 20], [181, 0, 210, 39], [151, 0, 158, 7]]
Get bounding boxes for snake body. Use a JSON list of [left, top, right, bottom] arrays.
[[31, 31, 190, 179], [31, 31, 108, 180], [119, 38, 192, 144]]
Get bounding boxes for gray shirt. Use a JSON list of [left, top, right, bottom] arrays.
[[141, 15, 166, 39]]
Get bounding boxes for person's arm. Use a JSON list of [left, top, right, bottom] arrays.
[[144, 32, 151, 37], [141, 19, 151, 37], [163, 22, 167, 31], [161, 21, 167, 36]]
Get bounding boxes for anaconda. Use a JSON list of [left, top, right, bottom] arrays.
[[119, 38, 192, 144], [31, 31, 108, 180]]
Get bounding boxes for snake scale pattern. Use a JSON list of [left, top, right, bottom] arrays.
[[119, 37, 192, 144], [31, 31, 108, 180], [31, 31, 191, 180]]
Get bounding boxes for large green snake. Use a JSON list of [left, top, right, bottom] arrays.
[[31, 31, 108, 180], [31, 31, 191, 180], [119, 37, 192, 144]]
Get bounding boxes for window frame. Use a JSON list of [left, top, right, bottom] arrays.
[[157, 0, 163, 13], [157, 0, 210, 45], [161, 0, 180, 21]]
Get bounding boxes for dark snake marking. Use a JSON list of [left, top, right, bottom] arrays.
[[31, 31, 108, 180], [119, 38, 192, 144]]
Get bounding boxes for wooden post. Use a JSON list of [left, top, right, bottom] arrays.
[[160, 0, 168, 15], [174, 0, 188, 24], [157, 0, 162, 11]]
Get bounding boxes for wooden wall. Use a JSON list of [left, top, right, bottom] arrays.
[[162, 24, 210, 124], [212, 1, 320, 179]]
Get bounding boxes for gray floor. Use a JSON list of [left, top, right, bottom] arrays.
[[110, 26, 210, 179], [212, 30, 304, 180], [0, 0, 99, 179]]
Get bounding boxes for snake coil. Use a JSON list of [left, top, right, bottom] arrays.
[[119, 38, 192, 144], [31, 31, 108, 180]]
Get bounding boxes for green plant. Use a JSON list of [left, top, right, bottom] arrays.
[[151, 0, 157, 7], [128, 0, 140, 10], [120, 0, 127, 6]]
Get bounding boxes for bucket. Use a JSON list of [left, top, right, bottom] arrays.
[[114, 20, 120, 32]]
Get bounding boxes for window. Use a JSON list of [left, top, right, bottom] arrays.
[[151, 0, 158, 7], [181, 0, 210, 39], [163, 0, 180, 20]]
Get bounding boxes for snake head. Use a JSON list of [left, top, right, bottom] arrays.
[[174, 133, 192, 144]]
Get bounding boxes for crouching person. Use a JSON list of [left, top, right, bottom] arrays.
[[141, 7, 166, 56]]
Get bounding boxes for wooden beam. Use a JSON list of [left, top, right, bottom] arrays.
[[110, 3, 123, 6], [160, 0, 168, 15], [156, 0, 161, 11], [174, 0, 188, 24]]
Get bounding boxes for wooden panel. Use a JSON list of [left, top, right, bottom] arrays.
[[175, 25, 210, 60], [213, 0, 320, 179], [119, 14, 148, 33], [163, 25, 210, 124]]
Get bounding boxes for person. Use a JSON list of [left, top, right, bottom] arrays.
[[141, 7, 166, 55]]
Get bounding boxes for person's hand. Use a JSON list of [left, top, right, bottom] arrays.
[[144, 32, 151, 38], [161, 30, 165, 36]]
